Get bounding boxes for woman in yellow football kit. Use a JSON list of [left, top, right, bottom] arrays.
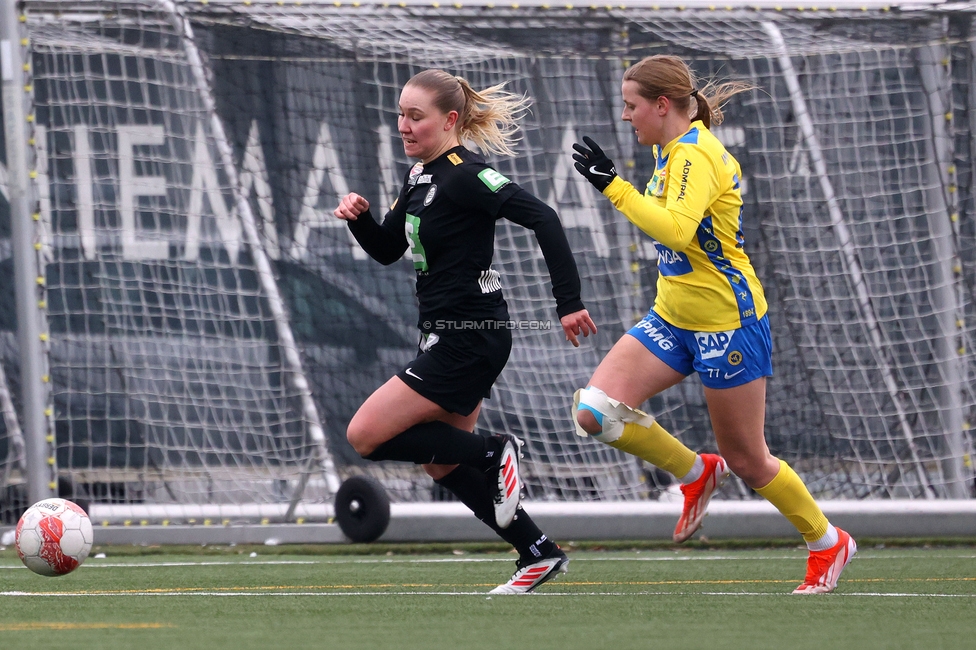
[[572, 55, 856, 594]]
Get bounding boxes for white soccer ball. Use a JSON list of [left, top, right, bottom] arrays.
[[15, 498, 94, 577]]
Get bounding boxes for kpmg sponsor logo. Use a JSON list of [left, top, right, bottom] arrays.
[[634, 315, 676, 351], [695, 330, 735, 360]]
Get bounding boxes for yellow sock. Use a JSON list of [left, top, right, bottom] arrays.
[[754, 459, 829, 542], [604, 421, 697, 479]]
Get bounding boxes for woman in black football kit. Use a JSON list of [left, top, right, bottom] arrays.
[[334, 69, 597, 594]]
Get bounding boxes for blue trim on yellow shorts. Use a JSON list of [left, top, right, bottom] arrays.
[[626, 309, 773, 389]]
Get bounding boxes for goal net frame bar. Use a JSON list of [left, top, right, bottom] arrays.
[[2, 0, 975, 535]]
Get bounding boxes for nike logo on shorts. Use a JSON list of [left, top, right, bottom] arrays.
[[404, 367, 423, 381], [724, 369, 745, 380]]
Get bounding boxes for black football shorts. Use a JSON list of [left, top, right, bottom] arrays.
[[396, 327, 512, 416]]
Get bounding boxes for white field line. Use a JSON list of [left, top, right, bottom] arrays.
[[0, 560, 322, 569], [2, 590, 974, 598], [0, 554, 974, 569]]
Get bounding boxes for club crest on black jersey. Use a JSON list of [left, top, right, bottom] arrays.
[[396, 146, 521, 327]]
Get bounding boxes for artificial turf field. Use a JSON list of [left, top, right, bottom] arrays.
[[1, 541, 974, 650]]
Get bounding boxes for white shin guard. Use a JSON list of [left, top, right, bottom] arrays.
[[571, 387, 655, 444]]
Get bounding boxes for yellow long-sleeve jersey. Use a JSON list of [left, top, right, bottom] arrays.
[[603, 120, 767, 331]]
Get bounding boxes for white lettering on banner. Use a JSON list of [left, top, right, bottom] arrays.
[[34, 119, 640, 264], [376, 123, 413, 262], [185, 122, 242, 262], [710, 125, 746, 149], [788, 135, 811, 177], [289, 121, 366, 261], [118, 125, 169, 260], [376, 123, 399, 211], [71, 125, 95, 260], [239, 119, 280, 260], [0, 156, 6, 203], [61, 123, 245, 262], [694, 330, 735, 360]]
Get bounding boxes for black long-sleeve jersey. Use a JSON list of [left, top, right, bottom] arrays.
[[347, 145, 585, 331]]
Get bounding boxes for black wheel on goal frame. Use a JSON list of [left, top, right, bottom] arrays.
[[334, 475, 391, 543]]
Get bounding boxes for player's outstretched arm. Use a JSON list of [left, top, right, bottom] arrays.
[[560, 309, 597, 348], [336, 192, 409, 265], [572, 135, 705, 252]]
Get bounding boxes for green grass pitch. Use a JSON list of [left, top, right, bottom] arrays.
[[2, 542, 974, 650]]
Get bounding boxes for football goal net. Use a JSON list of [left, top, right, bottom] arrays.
[[1, 0, 974, 529]]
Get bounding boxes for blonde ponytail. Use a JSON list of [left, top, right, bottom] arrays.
[[405, 69, 530, 157], [624, 55, 753, 129]]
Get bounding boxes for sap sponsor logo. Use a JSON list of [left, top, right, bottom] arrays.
[[676, 159, 692, 201], [694, 330, 735, 360], [635, 317, 676, 351]]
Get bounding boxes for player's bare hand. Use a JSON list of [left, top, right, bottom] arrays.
[[334, 193, 370, 221], [560, 309, 597, 347]]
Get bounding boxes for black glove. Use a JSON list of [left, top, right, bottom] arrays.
[[572, 136, 617, 192]]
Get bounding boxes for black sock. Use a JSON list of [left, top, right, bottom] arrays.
[[365, 421, 501, 469], [435, 464, 555, 561]]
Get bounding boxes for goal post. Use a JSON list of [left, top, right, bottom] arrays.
[[763, 20, 949, 498], [1, 0, 57, 510], [4, 0, 342, 524], [2, 0, 975, 535], [156, 0, 342, 511]]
